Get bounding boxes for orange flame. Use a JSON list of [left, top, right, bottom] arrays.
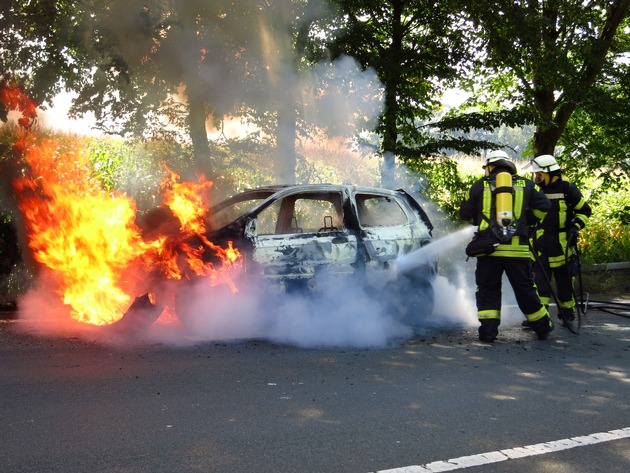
[[158, 166, 242, 294], [160, 165, 212, 234], [0, 82, 38, 129], [5, 85, 242, 326], [13, 138, 148, 325]]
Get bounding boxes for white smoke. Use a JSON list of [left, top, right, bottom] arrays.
[[302, 55, 384, 137], [139, 276, 411, 349], [15, 223, 481, 348], [9, 0, 484, 348], [138, 227, 479, 348], [397, 227, 479, 332]]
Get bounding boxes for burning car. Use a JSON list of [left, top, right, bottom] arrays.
[[3, 86, 435, 334], [144, 184, 438, 328]]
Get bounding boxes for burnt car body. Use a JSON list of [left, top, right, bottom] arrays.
[[192, 184, 437, 326]]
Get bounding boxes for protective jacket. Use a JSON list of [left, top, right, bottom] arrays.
[[536, 176, 591, 268], [534, 176, 591, 315], [459, 168, 551, 258], [458, 165, 553, 341]]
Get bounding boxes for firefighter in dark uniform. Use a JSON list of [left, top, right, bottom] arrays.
[[459, 150, 554, 342], [527, 154, 591, 325]]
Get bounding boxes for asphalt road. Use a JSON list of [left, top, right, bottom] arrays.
[[1, 298, 629, 473]]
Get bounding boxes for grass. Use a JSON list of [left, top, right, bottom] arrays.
[[580, 268, 630, 296]]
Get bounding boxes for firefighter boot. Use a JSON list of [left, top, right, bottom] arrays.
[[531, 315, 554, 340], [558, 309, 576, 327], [478, 319, 500, 343]]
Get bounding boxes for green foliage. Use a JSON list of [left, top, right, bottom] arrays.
[[559, 75, 630, 190], [579, 185, 630, 264], [449, 0, 630, 172], [428, 158, 630, 265], [326, 0, 474, 184], [402, 154, 477, 221], [1, 1, 84, 111], [580, 222, 630, 264], [84, 137, 190, 211], [3, 0, 630, 190]]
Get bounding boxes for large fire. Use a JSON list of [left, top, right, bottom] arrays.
[[2, 83, 242, 327]]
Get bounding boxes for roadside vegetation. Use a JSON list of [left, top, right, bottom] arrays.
[[2, 128, 629, 303], [418, 154, 630, 265], [416, 154, 630, 295]]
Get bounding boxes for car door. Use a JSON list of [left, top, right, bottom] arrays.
[[353, 192, 423, 286], [248, 190, 359, 288]]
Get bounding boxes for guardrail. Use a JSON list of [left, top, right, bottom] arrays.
[[582, 261, 630, 272]]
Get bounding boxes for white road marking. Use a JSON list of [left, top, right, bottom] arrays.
[[374, 427, 630, 472]]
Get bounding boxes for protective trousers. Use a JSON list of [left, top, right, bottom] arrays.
[[475, 256, 550, 339], [534, 253, 575, 316]]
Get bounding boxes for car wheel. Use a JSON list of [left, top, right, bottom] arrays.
[[386, 274, 435, 328], [108, 293, 163, 334], [173, 278, 235, 327]]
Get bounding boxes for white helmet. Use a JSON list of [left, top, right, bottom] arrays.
[[483, 150, 516, 174], [530, 154, 561, 172]]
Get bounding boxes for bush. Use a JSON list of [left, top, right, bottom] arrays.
[[579, 185, 630, 264], [415, 156, 630, 265]]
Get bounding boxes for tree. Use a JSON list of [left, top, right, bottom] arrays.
[[69, 0, 267, 177], [559, 57, 630, 188], [456, 0, 630, 162], [0, 1, 95, 120], [235, 0, 330, 184], [0, 1, 301, 180], [325, 0, 471, 186], [2, 1, 369, 185]]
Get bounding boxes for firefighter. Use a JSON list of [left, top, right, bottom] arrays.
[[459, 150, 553, 342], [526, 154, 591, 326]]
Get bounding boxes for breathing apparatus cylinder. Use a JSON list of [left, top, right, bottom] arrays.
[[495, 172, 513, 230]]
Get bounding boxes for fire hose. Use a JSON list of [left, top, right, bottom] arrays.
[[567, 242, 585, 331], [530, 237, 630, 334], [528, 238, 580, 334], [565, 244, 630, 319], [581, 299, 630, 319]]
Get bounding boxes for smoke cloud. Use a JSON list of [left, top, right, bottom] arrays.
[[15, 226, 480, 349], [7, 1, 491, 348]]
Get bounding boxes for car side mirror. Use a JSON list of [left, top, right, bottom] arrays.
[[245, 218, 258, 238]]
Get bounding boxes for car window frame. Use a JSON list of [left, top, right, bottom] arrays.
[[255, 190, 346, 236], [354, 192, 413, 229]]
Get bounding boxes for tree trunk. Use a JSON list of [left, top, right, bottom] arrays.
[[175, 2, 211, 179], [266, 3, 298, 185], [533, 127, 561, 156], [276, 103, 297, 185], [532, 0, 630, 158], [381, 76, 398, 188], [187, 82, 212, 177], [380, 0, 404, 189]]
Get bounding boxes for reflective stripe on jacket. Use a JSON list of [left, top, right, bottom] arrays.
[[459, 170, 551, 259], [537, 177, 592, 267]]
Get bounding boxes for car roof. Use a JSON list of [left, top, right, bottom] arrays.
[[240, 183, 404, 196], [211, 184, 406, 216], [209, 183, 433, 235]]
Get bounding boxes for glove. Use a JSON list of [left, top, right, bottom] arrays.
[[567, 225, 579, 248]]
